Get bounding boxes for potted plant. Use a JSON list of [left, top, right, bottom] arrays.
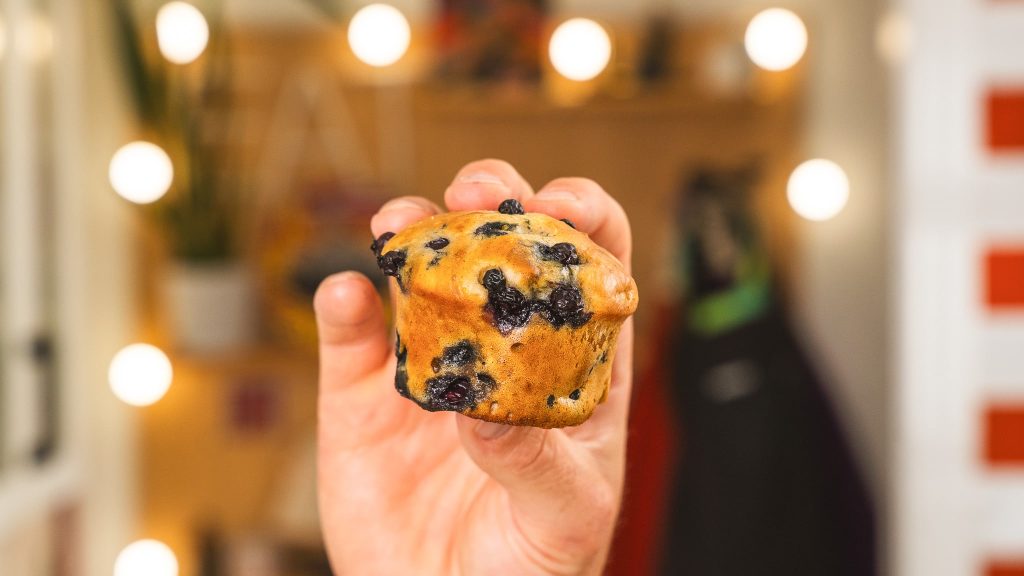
[[112, 0, 254, 353]]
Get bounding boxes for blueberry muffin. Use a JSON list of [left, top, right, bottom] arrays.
[[372, 199, 638, 428]]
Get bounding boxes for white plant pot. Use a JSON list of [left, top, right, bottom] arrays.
[[165, 262, 254, 354]]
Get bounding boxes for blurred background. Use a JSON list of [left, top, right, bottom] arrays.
[[0, 0, 1022, 574]]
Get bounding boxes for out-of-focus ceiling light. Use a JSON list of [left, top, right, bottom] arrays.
[[347, 3, 411, 68], [876, 9, 912, 66], [549, 18, 612, 82], [745, 8, 808, 71], [109, 141, 174, 204], [114, 539, 179, 576], [787, 159, 850, 221], [108, 344, 173, 407], [156, 1, 209, 65]]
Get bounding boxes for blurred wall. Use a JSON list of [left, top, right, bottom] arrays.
[[78, 0, 140, 573]]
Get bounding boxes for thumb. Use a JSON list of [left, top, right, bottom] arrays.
[[315, 271, 390, 390], [455, 416, 618, 561], [315, 272, 396, 447]]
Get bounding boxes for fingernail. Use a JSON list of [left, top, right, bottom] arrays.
[[476, 421, 511, 440], [534, 189, 580, 202], [457, 172, 507, 186]]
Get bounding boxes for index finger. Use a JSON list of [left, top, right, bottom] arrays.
[[523, 177, 632, 270], [444, 159, 535, 212]]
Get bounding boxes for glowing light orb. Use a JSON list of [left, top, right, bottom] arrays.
[[347, 4, 411, 67], [549, 18, 612, 82], [108, 344, 173, 407], [745, 8, 808, 71], [787, 159, 850, 221]]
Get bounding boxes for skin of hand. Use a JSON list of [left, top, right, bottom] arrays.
[[315, 159, 634, 575]]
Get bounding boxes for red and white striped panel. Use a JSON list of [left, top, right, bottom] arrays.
[[900, 0, 1024, 575]]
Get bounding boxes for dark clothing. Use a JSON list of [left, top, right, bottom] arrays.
[[660, 309, 876, 576]]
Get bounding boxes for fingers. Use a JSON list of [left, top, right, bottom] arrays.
[[523, 178, 632, 270], [455, 417, 618, 559], [315, 272, 391, 394], [371, 196, 442, 239], [444, 159, 535, 212]]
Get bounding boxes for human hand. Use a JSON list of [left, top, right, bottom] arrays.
[[315, 160, 634, 575]]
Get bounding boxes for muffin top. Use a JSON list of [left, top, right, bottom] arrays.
[[372, 204, 637, 333]]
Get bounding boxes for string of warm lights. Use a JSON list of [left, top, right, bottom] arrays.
[[106, 2, 212, 572]]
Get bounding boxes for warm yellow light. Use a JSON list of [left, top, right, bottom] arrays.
[[745, 8, 808, 71], [347, 4, 411, 68], [876, 9, 911, 65], [108, 344, 173, 407], [787, 159, 850, 222], [114, 540, 178, 576], [156, 1, 209, 65], [108, 141, 174, 204], [549, 18, 612, 82]]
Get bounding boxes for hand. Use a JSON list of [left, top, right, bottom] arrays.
[[315, 160, 634, 575]]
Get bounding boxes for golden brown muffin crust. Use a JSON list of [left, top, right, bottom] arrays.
[[376, 210, 637, 428]]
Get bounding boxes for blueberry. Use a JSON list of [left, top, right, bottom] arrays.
[[426, 237, 450, 250], [498, 198, 525, 215], [377, 250, 407, 277], [538, 284, 592, 328], [394, 335, 410, 398], [550, 285, 584, 317], [370, 231, 395, 257], [425, 375, 473, 411], [477, 373, 497, 393], [442, 380, 471, 405], [395, 366, 410, 398], [569, 389, 581, 400], [440, 340, 476, 367], [474, 222, 517, 237], [482, 269, 505, 290], [538, 242, 580, 266], [481, 268, 533, 333], [560, 218, 576, 229]]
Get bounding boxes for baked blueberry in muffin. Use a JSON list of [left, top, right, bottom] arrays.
[[372, 204, 637, 428]]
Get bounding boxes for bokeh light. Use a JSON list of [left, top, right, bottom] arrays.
[[347, 4, 411, 68], [787, 159, 850, 221], [108, 344, 173, 407], [114, 540, 179, 576], [108, 141, 174, 204], [549, 18, 612, 82], [745, 8, 808, 71], [156, 1, 209, 65], [876, 8, 912, 65]]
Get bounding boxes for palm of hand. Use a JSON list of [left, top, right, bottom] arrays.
[[316, 161, 633, 576]]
